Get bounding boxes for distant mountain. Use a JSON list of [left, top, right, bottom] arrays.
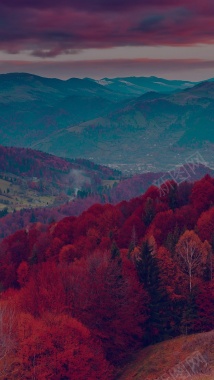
[[35, 80, 214, 171], [0, 72, 123, 147], [0, 73, 197, 148], [93, 76, 196, 97], [0, 73, 213, 171]]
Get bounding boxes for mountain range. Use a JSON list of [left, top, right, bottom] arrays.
[[34, 80, 214, 171], [0, 73, 213, 171]]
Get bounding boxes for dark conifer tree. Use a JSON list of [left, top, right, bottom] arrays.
[[135, 240, 172, 344], [110, 240, 120, 260], [165, 224, 180, 254], [169, 183, 179, 210], [180, 290, 198, 335], [142, 198, 156, 227], [128, 226, 137, 258]]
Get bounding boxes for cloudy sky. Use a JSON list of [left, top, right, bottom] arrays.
[[0, 0, 214, 80]]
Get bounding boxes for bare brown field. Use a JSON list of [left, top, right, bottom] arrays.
[[117, 331, 214, 380]]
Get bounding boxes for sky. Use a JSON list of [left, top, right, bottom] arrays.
[[0, 0, 214, 80]]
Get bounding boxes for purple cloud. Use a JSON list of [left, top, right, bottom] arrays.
[[0, 1, 213, 57]]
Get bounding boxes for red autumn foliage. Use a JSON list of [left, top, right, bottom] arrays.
[[0, 175, 213, 378]]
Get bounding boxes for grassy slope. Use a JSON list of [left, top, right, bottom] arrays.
[[117, 331, 214, 380], [0, 178, 56, 211]]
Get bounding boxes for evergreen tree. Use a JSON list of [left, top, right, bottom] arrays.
[[169, 183, 178, 210], [142, 198, 156, 226], [165, 224, 180, 254], [135, 240, 172, 344], [180, 290, 198, 335], [110, 241, 120, 260], [30, 212, 36, 223], [128, 226, 137, 259], [203, 241, 213, 281]]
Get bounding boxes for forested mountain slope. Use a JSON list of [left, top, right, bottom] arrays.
[[0, 175, 213, 378]]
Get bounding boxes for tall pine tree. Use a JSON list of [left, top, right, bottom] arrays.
[[135, 240, 173, 345]]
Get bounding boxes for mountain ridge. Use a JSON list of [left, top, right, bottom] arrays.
[[34, 80, 214, 170], [0, 73, 214, 171]]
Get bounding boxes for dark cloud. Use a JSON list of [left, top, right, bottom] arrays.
[[134, 14, 165, 33], [0, 0, 172, 11], [134, 8, 192, 33], [0, 1, 213, 56], [0, 0, 210, 12]]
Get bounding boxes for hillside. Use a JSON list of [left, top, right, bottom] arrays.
[[0, 146, 213, 240], [0, 175, 213, 379], [109, 164, 214, 202], [0, 142, 213, 240], [0, 145, 120, 212], [117, 331, 214, 380]]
